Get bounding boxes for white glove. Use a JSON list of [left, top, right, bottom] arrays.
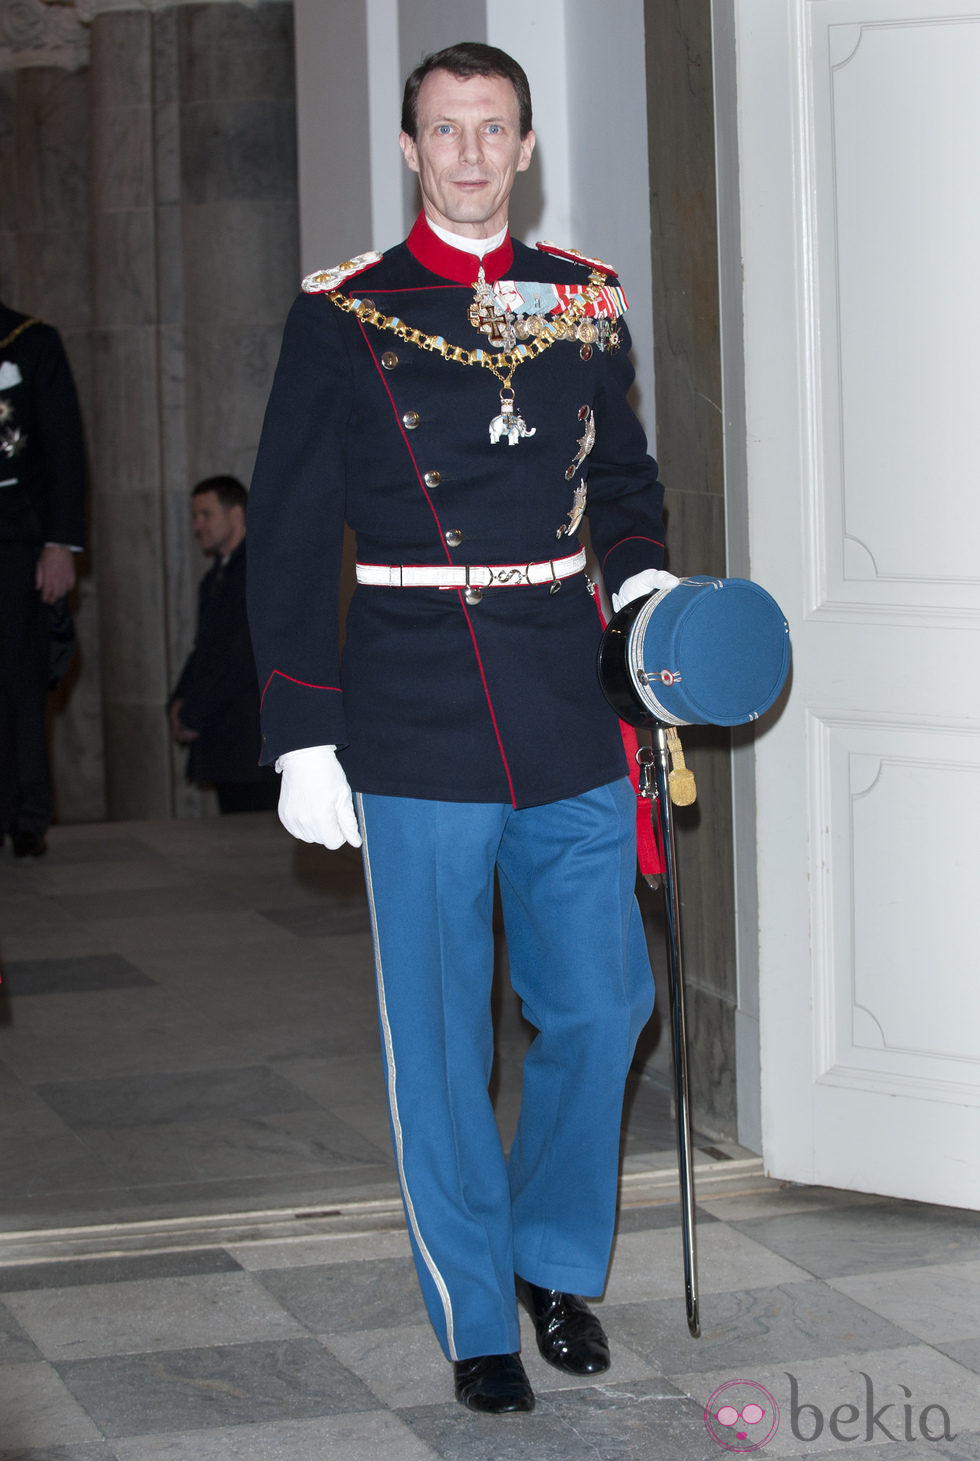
[[611, 568, 680, 613], [274, 744, 362, 849]]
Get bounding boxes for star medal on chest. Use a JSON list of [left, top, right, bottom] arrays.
[[0, 397, 24, 459], [565, 405, 596, 480]]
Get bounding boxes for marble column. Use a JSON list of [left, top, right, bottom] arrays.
[[163, 1, 299, 818], [85, 0, 297, 821], [89, 6, 172, 820], [645, 0, 738, 1138]]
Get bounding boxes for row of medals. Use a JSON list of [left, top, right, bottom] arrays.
[[468, 287, 621, 359]]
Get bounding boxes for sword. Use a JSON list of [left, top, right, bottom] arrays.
[[637, 730, 701, 1338]]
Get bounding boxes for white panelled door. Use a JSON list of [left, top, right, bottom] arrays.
[[733, 0, 980, 1207]]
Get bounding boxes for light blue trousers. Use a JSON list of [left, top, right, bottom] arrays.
[[357, 777, 655, 1361]]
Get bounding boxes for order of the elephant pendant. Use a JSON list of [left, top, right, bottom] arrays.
[[489, 390, 536, 446]]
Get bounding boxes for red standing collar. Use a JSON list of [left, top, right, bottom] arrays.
[[406, 213, 514, 285]]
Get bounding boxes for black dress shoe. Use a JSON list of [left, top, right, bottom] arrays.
[[453, 1352, 535, 1414], [515, 1275, 610, 1375], [12, 830, 47, 860]]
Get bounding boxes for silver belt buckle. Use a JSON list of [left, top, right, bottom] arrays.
[[491, 564, 529, 586]]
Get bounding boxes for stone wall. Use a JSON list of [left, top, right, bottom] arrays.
[[0, 0, 297, 822]]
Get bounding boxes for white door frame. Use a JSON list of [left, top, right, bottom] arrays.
[[721, 0, 980, 1208]]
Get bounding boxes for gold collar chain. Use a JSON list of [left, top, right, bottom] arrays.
[[0, 317, 40, 353], [329, 274, 607, 394]]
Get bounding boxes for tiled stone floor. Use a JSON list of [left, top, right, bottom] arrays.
[[0, 815, 977, 1459]]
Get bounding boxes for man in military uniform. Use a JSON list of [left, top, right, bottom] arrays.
[[247, 43, 672, 1413], [0, 303, 86, 859]]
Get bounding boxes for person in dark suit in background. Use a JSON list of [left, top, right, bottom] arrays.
[[0, 301, 86, 860], [168, 476, 277, 814]]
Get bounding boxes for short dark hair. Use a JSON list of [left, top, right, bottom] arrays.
[[401, 42, 532, 141], [191, 475, 248, 512]]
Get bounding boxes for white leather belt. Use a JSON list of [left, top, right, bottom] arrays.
[[355, 547, 587, 589]]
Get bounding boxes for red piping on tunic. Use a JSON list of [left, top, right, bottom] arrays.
[[456, 590, 518, 807], [358, 319, 452, 556], [600, 534, 665, 574], [359, 295, 517, 805], [260, 670, 341, 711]]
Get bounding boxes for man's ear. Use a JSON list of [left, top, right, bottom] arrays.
[[517, 128, 536, 174], [399, 131, 420, 174]]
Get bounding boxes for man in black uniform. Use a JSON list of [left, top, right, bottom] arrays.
[[248, 44, 674, 1413], [0, 302, 86, 860], [169, 476, 277, 813]]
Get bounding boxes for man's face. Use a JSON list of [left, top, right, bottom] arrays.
[[192, 492, 242, 557], [399, 69, 535, 239]]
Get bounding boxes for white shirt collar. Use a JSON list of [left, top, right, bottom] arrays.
[[425, 218, 509, 259]]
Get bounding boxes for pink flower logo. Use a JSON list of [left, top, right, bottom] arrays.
[[704, 1379, 780, 1452]]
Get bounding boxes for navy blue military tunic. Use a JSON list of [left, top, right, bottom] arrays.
[[0, 306, 86, 549], [247, 216, 665, 809]]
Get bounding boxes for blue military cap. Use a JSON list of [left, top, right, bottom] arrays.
[[598, 575, 790, 728]]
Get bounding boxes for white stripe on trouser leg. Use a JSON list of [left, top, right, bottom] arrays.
[[357, 794, 458, 1360]]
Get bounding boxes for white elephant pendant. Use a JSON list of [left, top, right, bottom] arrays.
[[489, 390, 536, 446]]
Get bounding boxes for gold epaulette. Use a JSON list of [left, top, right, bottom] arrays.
[[536, 240, 619, 279]]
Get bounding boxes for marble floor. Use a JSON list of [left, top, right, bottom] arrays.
[[0, 814, 977, 1459]]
